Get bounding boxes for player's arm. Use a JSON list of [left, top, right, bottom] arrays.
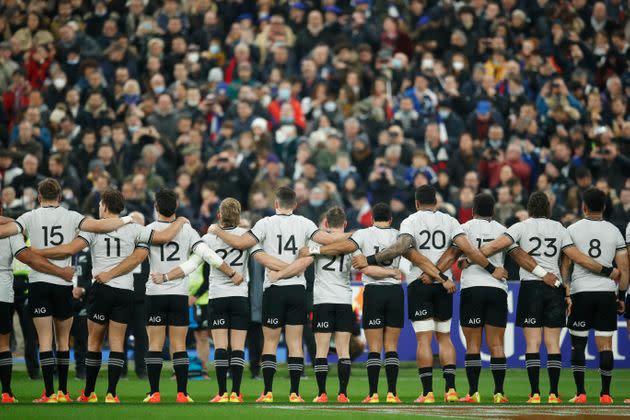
[[152, 255, 202, 283], [435, 246, 463, 272], [191, 242, 243, 283], [0, 222, 19, 239], [80, 216, 134, 234], [149, 217, 189, 244], [253, 251, 289, 271], [372, 234, 414, 263], [615, 248, 629, 302], [454, 234, 507, 280], [563, 246, 617, 279], [509, 247, 560, 287], [268, 257, 314, 282], [560, 254, 573, 287], [479, 234, 513, 257], [209, 226, 258, 250], [303, 239, 358, 258], [32, 237, 88, 259], [15, 248, 75, 282], [311, 230, 352, 245], [402, 248, 452, 282], [361, 265, 401, 280], [94, 247, 149, 283]]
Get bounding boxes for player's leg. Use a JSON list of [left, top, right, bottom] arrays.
[[169, 325, 190, 400], [408, 281, 435, 401], [83, 319, 107, 399], [285, 285, 307, 400], [0, 331, 14, 401], [106, 320, 128, 399], [523, 327, 542, 398], [595, 333, 614, 401], [334, 331, 352, 400], [211, 328, 230, 398], [517, 282, 543, 401], [259, 286, 282, 400], [365, 327, 383, 399], [194, 330, 210, 371], [593, 292, 617, 403], [146, 325, 166, 397], [384, 326, 402, 400], [486, 325, 507, 399], [434, 285, 456, 400], [314, 332, 332, 399], [32, 316, 56, 399], [462, 327, 482, 397], [362, 285, 384, 401], [52, 317, 73, 398], [229, 328, 247, 399], [568, 292, 589, 401], [543, 327, 562, 400]]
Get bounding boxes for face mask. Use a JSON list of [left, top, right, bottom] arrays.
[[453, 61, 465, 71], [324, 101, 336, 112], [438, 110, 450, 119], [281, 116, 294, 124], [594, 47, 606, 55], [209, 44, 220, 54], [489, 139, 502, 149], [187, 99, 199, 107], [153, 85, 165, 94], [309, 198, 324, 207], [123, 93, 140, 104], [261, 94, 271, 107], [421, 58, 434, 70], [392, 58, 402, 69], [53, 78, 66, 89], [278, 88, 291, 101], [188, 52, 200, 63], [128, 125, 140, 133], [67, 58, 79, 65], [95, 9, 107, 17]]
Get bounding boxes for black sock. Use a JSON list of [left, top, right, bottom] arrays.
[[547, 353, 562, 395], [84, 351, 102, 396], [145, 351, 163, 394], [338, 358, 351, 395], [314, 358, 328, 395], [288, 357, 304, 395], [261, 354, 276, 394], [599, 351, 613, 396], [366, 352, 381, 396], [525, 353, 541, 395], [214, 348, 229, 395], [40, 351, 56, 396], [418, 367, 433, 394], [172, 351, 189, 394], [0, 351, 12, 395], [107, 351, 125, 396], [384, 352, 399, 394], [56, 350, 70, 394], [571, 335, 587, 395], [443, 364, 456, 391], [490, 357, 507, 394], [230, 350, 245, 395], [465, 354, 481, 394]]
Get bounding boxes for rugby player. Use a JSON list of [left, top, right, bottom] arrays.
[[0, 179, 138, 403], [625, 221, 630, 405], [562, 188, 629, 404], [481, 191, 621, 404], [208, 187, 349, 403]]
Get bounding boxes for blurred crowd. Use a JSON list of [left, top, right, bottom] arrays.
[[1, 0, 630, 234]]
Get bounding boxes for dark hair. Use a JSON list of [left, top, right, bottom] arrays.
[[527, 191, 550, 218], [325, 207, 346, 228], [473, 193, 495, 218], [276, 186, 296, 209], [575, 166, 592, 180], [155, 188, 178, 217], [101, 188, 125, 214], [415, 185, 437, 205], [372, 202, 392, 222], [38, 178, 61, 201], [582, 187, 606, 213]]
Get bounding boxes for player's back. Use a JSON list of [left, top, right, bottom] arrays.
[[568, 218, 625, 293], [312, 239, 353, 305], [0, 235, 27, 303], [461, 218, 510, 290], [145, 221, 201, 296], [81, 223, 148, 291], [203, 226, 253, 299], [351, 225, 400, 285], [16, 206, 85, 286]]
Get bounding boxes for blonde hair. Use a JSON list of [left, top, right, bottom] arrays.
[[220, 198, 241, 227]]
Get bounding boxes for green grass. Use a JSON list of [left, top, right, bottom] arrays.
[[3, 362, 630, 419]]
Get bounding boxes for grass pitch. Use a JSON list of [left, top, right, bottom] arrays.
[[3, 362, 630, 419]]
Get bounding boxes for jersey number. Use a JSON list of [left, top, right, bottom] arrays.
[[276, 234, 297, 255], [42, 225, 64, 246], [216, 249, 245, 266], [104, 237, 121, 257], [373, 246, 392, 266], [475, 238, 493, 248], [160, 242, 180, 261], [322, 254, 345, 272], [528, 237, 557, 257], [588, 239, 601, 258], [418, 229, 447, 250]]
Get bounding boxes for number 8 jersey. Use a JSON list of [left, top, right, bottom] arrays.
[[504, 217, 574, 281]]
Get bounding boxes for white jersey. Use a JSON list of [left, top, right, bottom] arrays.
[[311, 239, 354, 305], [79, 223, 150, 291], [16, 206, 86, 286], [504, 217, 573, 281], [249, 213, 319, 289], [460, 218, 514, 292], [399, 210, 465, 284], [203, 226, 260, 299], [145, 221, 203, 296], [350, 226, 400, 285], [626, 223, 630, 298], [568, 219, 625, 294], [0, 235, 28, 303]]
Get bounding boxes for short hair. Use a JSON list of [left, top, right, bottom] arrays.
[[155, 188, 178, 217], [38, 178, 61, 201], [101, 188, 125, 214], [473, 193, 495, 218], [276, 186, 296, 209], [582, 187, 606, 213], [415, 185, 437, 205], [220, 198, 241, 227], [372, 202, 392, 222], [527, 191, 550, 218], [325, 206, 346, 228], [575, 166, 592, 180]]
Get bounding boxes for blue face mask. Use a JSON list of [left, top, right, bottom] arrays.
[[209, 44, 220, 54], [278, 88, 291, 101], [124, 93, 140, 105], [67, 58, 79, 65], [489, 139, 502, 149], [153, 85, 165, 94], [310, 199, 324, 207], [438, 110, 450, 119], [280, 116, 295, 124], [128, 125, 140, 133]]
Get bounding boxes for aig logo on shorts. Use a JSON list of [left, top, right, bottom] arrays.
[[267, 318, 279, 325], [149, 316, 162, 323], [316, 322, 329, 329], [368, 319, 382, 326], [572, 321, 586, 328], [414, 310, 428, 317], [93, 313, 105, 321], [468, 318, 482, 325], [523, 318, 536, 325], [33, 307, 47, 315], [213, 319, 226, 326]]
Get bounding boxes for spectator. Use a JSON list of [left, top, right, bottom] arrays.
[[11, 154, 45, 198]]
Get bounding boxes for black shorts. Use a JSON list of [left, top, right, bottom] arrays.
[[262, 285, 306, 328], [86, 282, 133, 325], [312, 304, 354, 333], [516, 281, 566, 328], [460, 287, 508, 328], [146, 295, 189, 326], [0, 302, 12, 334], [568, 292, 617, 332], [626, 295, 630, 320], [407, 281, 453, 322], [208, 296, 249, 330], [362, 284, 404, 329], [28, 282, 73, 320], [192, 304, 209, 330]]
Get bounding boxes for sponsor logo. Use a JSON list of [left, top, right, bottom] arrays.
[[572, 321, 586, 328], [368, 319, 382, 326], [468, 317, 482, 325], [316, 322, 329, 328], [93, 314, 105, 321], [33, 307, 47, 315], [148, 316, 162, 323], [267, 318, 279, 325], [415, 309, 428, 317], [213, 319, 226, 326], [523, 318, 536, 325]]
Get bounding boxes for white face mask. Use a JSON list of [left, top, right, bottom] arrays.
[[453, 61, 465, 71], [188, 52, 200, 63], [187, 99, 199, 107], [261, 94, 272, 107], [421, 58, 434, 70], [53, 78, 67, 89]]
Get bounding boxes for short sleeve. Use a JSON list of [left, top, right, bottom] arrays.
[[349, 229, 363, 251], [304, 219, 319, 241], [249, 242, 262, 255], [137, 225, 153, 245], [15, 212, 30, 234], [558, 225, 573, 250], [71, 210, 87, 231], [9, 234, 28, 257], [449, 216, 465, 241], [249, 217, 268, 243], [187, 225, 203, 252], [399, 217, 414, 237], [626, 223, 630, 245], [78, 231, 95, 247], [504, 222, 521, 245], [134, 225, 149, 249], [615, 228, 625, 250]]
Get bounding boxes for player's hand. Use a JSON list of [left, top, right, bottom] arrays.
[[617, 299, 625, 315], [207, 224, 220, 234], [492, 267, 508, 280], [352, 254, 368, 269], [610, 268, 621, 283], [72, 287, 84, 299], [420, 273, 432, 285], [392, 268, 402, 281], [542, 272, 559, 288], [231, 272, 244, 285], [442, 279, 456, 294], [298, 246, 310, 258], [60, 266, 75, 282], [457, 257, 471, 270], [268, 270, 280, 283], [176, 216, 190, 225], [188, 295, 197, 306], [565, 296, 572, 316], [129, 212, 144, 225], [150, 272, 165, 284], [95, 272, 112, 284]]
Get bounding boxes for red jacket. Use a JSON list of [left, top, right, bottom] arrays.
[[24, 58, 51, 90], [267, 98, 305, 130]]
